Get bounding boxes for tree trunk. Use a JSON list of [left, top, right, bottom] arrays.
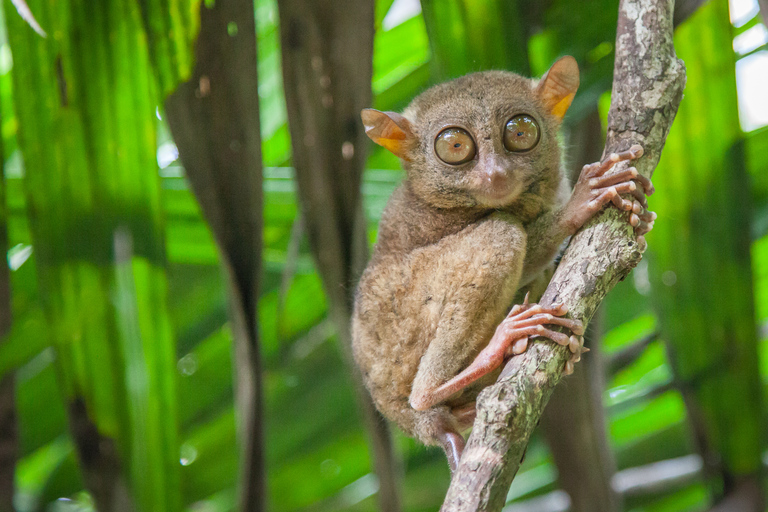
[[542, 310, 620, 512], [539, 106, 621, 512], [441, 0, 686, 509]]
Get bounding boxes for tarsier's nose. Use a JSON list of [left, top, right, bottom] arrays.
[[484, 168, 508, 188], [481, 154, 509, 188]]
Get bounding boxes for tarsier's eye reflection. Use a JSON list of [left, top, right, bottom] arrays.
[[504, 115, 540, 152], [435, 128, 476, 164]]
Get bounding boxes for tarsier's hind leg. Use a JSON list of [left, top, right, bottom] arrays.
[[410, 295, 584, 412]]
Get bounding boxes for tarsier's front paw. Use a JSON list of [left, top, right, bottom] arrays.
[[566, 144, 656, 247]]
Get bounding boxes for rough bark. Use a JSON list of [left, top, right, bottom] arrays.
[[164, 1, 264, 510], [277, 2, 402, 511], [539, 109, 620, 512], [441, 1, 686, 510], [542, 311, 620, 512]]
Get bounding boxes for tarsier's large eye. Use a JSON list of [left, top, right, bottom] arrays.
[[504, 115, 540, 152], [435, 128, 476, 165]]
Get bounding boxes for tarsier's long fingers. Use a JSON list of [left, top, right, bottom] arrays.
[[510, 313, 585, 336], [590, 167, 641, 189], [499, 304, 576, 357], [622, 171, 654, 207], [591, 167, 654, 200], [589, 186, 634, 213], [633, 173, 655, 196], [589, 166, 656, 237], [501, 302, 569, 323], [583, 144, 644, 179], [506, 292, 533, 318]]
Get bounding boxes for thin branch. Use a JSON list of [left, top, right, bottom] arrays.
[[542, 112, 622, 512], [441, 1, 686, 510], [608, 381, 675, 414]]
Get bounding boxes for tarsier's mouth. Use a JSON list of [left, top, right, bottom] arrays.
[[472, 180, 524, 208]]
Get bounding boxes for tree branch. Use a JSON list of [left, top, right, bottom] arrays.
[[441, 1, 686, 510]]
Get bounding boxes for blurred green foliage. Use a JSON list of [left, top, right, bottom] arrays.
[[0, 0, 766, 511]]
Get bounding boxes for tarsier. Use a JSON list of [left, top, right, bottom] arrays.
[[352, 57, 655, 471]]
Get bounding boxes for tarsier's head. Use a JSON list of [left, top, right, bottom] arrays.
[[362, 57, 579, 209]]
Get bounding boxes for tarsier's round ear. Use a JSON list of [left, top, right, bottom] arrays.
[[361, 109, 416, 161], [536, 56, 580, 120]]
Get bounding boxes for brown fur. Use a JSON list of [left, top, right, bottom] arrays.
[[352, 61, 577, 447]]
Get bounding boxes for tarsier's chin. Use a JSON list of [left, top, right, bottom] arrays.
[[352, 55, 654, 472]]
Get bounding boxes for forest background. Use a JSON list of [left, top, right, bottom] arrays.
[[0, 0, 768, 511]]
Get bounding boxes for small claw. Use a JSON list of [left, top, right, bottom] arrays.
[[564, 361, 574, 375], [523, 292, 530, 305], [581, 347, 591, 354]]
